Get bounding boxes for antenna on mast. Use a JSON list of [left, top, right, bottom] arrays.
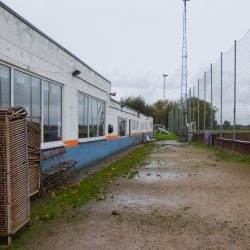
[[180, 0, 190, 127]]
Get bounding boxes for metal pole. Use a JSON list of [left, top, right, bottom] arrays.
[[185, 0, 188, 127], [163, 76, 165, 107], [204, 71, 206, 137], [162, 77, 165, 125], [233, 40, 237, 154], [220, 52, 223, 150], [189, 88, 191, 129], [193, 86, 195, 133], [198, 80, 200, 142], [162, 74, 168, 126], [181, 0, 188, 128], [211, 63, 213, 133]]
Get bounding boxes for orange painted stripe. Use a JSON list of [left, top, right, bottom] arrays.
[[147, 131, 153, 133], [64, 140, 78, 148], [107, 135, 118, 140], [127, 133, 137, 136]]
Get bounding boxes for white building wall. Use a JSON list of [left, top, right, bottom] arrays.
[[108, 99, 153, 140], [0, 3, 153, 149], [0, 4, 111, 146]]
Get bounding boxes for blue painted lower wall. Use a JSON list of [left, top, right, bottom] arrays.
[[42, 133, 154, 170]]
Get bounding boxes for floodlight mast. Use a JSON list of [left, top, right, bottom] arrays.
[[163, 74, 168, 107], [162, 74, 168, 126], [180, 0, 189, 127]]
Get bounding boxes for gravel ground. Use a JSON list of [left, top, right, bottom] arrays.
[[27, 141, 250, 250]]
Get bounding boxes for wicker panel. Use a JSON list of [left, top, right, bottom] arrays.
[[0, 108, 31, 237], [0, 120, 7, 235], [27, 120, 41, 196], [9, 118, 29, 232]]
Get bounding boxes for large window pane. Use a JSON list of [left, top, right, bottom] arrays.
[[14, 70, 41, 126], [89, 98, 98, 138], [78, 94, 105, 139], [98, 101, 105, 136], [78, 94, 88, 138], [43, 81, 62, 142], [119, 118, 126, 137], [0, 64, 11, 106]]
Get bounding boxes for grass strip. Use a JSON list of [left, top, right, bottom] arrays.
[[154, 134, 179, 140], [193, 141, 250, 164]]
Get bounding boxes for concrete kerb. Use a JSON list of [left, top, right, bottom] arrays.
[[70, 143, 145, 185]]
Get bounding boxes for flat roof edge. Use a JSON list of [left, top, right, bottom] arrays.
[[0, 1, 111, 83]]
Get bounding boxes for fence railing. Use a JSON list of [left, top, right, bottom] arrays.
[[168, 29, 250, 154]]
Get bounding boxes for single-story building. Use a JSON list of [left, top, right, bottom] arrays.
[[0, 2, 153, 169]]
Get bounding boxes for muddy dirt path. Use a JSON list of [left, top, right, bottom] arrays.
[[28, 142, 250, 249]]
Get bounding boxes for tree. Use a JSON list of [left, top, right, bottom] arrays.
[[119, 95, 177, 126], [120, 95, 155, 118], [222, 120, 231, 130], [189, 98, 218, 131], [153, 99, 175, 125]]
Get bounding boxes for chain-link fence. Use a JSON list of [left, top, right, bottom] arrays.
[[167, 29, 250, 154]]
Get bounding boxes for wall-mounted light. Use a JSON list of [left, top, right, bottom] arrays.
[[121, 104, 125, 108], [73, 70, 81, 76], [110, 92, 116, 96]]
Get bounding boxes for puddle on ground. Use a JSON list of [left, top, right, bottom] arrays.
[[144, 160, 179, 167], [153, 140, 186, 145], [114, 193, 178, 207], [134, 170, 182, 182], [90, 192, 178, 212]]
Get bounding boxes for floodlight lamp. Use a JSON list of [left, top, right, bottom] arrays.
[[73, 70, 81, 76], [163, 74, 168, 77]]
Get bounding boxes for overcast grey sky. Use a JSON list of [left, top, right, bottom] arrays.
[[2, 0, 250, 104]]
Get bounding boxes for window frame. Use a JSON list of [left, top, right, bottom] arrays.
[[43, 80, 63, 144], [78, 92, 106, 141], [0, 61, 64, 147], [0, 63, 11, 107], [118, 117, 127, 137]]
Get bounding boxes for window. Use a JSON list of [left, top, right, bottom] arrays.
[[43, 81, 62, 142], [89, 98, 98, 137], [0, 64, 11, 106], [14, 70, 41, 127], [78, 94, 88, 138], [118, 117, 126, 137], [98, 101, 105, 136], [78, 93, 105, 138]]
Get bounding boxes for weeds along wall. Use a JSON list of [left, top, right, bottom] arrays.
[[0, 2, 153, 169], [167, 29, 250, 155]]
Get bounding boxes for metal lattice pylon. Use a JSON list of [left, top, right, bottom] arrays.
[[180, 0, 190, 127]]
